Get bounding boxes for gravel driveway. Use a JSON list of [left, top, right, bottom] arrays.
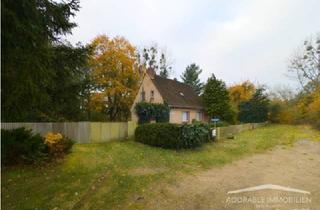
[[142, 140, 320, 210]]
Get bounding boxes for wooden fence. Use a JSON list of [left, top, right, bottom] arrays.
[[1, 122, 137, 143], [1, 121, 266, 143], [216, 122, 267, 140]]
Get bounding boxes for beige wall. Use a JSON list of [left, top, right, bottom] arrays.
[[131, 74, 164, 122], [169, 108, 207, 124], [130, 74, 208, 124]]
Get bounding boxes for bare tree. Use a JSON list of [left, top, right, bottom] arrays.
[[268, 85, 296, 101], [288, 34, 320, 92], [137, 43, 174, 78]]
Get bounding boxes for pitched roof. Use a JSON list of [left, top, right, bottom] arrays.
[[152, 75, 203, 109]]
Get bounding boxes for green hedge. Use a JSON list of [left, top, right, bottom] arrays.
[[135, 123, 212, 149], [135, 102, 170, 124]]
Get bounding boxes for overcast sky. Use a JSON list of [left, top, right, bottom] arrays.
[[66, 0, 320, 88]]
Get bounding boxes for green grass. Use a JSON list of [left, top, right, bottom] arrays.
[[2, 125, 320, 210]]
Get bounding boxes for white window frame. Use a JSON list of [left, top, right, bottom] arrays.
[[196, 112, 202, 121], [182, 111, 190, 123]]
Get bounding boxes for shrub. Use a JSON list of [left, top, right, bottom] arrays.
[[180, 123, 211, 148], [1, 128, 75, 166], [1, 128, 48, 166], [135, 123, 181, 148], [135, 123, 211, 149], [135, 102, 170, 124], [44, 132, 74, 157]]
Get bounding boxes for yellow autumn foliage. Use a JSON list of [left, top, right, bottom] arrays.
[[44, 132, 63, 145], [89, 35, 140, 121], [306, 87, 320, 123], [228, 81, 256, 105], [271, 87, 320, 127], [44, 132, 74, 156]]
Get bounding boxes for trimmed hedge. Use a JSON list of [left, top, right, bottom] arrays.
[[135, 123, 211, 149]]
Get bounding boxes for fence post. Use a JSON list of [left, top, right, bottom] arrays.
[[216, 127, 221, 140]]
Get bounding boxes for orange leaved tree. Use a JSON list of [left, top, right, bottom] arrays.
[[228, 81, 256, 105], [89, 35, 140, 121]]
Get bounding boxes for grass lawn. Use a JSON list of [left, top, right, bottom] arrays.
[[2, 125, 320, 210]]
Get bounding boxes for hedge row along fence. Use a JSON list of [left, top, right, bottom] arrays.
[[135, 123, 212, 149], [134, 102, 170, 124], [135, 122, 268, 149]]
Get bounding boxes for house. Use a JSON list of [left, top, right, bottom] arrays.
[[131, 68, 208, 124]]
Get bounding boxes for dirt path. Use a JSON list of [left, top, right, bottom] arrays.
[[141, 140, 320, 210]]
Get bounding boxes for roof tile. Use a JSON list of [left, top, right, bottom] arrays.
[[152, 75, 203, 109]]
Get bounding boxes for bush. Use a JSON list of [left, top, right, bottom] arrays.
[[1, 128, 48, 166], [44, 132, 74, 157], [1, 128, 75, 166], [135, 123, 180, 148], [135, 102, 170, 124], [135, 123, 211, 149], [180, 123, 211, 148]]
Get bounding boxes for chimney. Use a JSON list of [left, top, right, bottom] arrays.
[[146, 67, 156, 79]]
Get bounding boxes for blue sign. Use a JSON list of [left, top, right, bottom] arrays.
[[211, 118, 220, 122]]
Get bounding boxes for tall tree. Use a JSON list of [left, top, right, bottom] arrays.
[[1, 0, 88, 121], [228, 81, 256, 105], [48, 43, 90, 121], [141, 46, 158, 70], [137, 44, 173, 78], [288, 34, 320, 92], [202, 74, 235, 122], [159, 53, 172, 78], [238, 88, 269, 123], [89, 35, 140, 121], [181, 63, 203, 95]]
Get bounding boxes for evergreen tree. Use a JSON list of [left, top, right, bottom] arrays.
[[202, 74, 235, 122], [49, 43, 90, 121], [1, 0, 89, 121], [181, 63, 203, 95], [239, 88, 269, 123]]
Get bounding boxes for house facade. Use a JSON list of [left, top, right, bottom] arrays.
[[131, 69, 208, 124]]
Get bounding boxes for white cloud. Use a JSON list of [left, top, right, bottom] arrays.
[[193, 0, 320, 87], [67, 0, 320, 88]]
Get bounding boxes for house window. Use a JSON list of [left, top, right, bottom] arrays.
[[196, 112, 202, 121], [182, 111, 190, 122], [150, 90, 154, 102], [141, 87, 145, 101]]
